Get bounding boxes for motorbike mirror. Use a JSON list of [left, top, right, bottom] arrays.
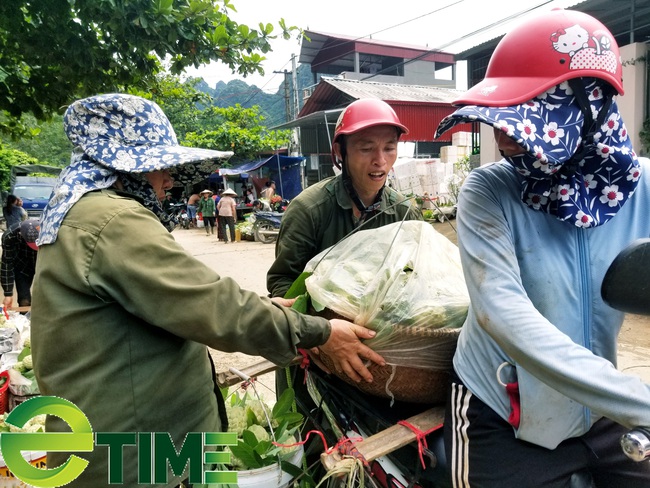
[[601, 238, 650, 316]]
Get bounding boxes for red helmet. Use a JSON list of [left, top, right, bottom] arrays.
[[453, 9, 623, 107], [331, 99, 408, 166]]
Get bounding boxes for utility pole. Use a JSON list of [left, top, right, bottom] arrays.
[[291, 54, 300, 120], [273, 69, 292, 123]]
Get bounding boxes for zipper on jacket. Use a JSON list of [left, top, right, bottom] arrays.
[[577, 228, 592, 430]]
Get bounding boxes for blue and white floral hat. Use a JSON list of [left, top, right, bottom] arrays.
[[63, 93, 232, 184], [38, 93, 233, 245], [435, 80, 640, 228]]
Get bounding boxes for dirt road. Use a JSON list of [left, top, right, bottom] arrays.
[[171, 221, 650, 401]]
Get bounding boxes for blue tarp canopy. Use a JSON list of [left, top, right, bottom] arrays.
[[216, 154, 305, 200]]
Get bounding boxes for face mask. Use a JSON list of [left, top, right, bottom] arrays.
[[437, 80, 640, 227]]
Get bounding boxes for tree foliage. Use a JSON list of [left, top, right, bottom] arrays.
[[0, 148, 41, 191], [132, 75, 291, 163], [183, 104, 291, 163], [0, 0, 299, 136], [0, 113, 72, 167]]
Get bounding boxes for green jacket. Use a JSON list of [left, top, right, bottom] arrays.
[[197, 195, 216, 217], [30, 189, 330, 487], [267, 176, 423, 298]]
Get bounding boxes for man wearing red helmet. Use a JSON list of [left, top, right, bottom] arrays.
[[267, 98, 422, 297], [436, 9, 650, 487], [266, 98, 423, 472]]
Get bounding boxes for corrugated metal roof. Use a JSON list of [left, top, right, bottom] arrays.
[[294, 78, 471, 142], [300, 78, 465, 117], [324, 78, 464, 103]]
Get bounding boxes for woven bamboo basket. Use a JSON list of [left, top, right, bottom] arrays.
[[315, 308, 461, 404]]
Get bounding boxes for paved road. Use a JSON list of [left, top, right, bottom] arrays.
[[171, 223, 650, 396]]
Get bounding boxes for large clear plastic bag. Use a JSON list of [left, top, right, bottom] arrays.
[[305, 220, 469, 370]]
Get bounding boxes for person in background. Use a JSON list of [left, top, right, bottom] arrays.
[[422, 191, 435, 210], [3, 194, 27, 229], [186, 191, 200, 228], [197, 189, 216, 236], [217, 187, 238, 243], [260, 180, 276, 200], [252, 199, 270, 212], [30, 94, 384, 488], [162, 192, 173, 212], [244, 186, 256, 205], [434, 9, 650, 487], [213, 189, 224, 241], [1, 219, 39, 309]]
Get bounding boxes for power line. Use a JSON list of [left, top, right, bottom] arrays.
[[360, 0, 554, 82], [300, 2, 464, 71], [230, 2, 463, 99]]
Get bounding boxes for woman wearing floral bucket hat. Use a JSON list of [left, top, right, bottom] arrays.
[[433, 9, 650, 487], [28, 94, 385, 488]]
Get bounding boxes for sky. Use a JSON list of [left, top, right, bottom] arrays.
[[184, 0, 579, 93]]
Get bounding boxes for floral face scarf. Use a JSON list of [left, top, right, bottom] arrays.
[[436, 79, 640, 227], [37, 151, 179, 246]]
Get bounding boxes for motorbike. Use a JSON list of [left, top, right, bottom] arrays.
[[247, 198, 290, 244], [169, 203, 190, 229], [601, 237, 650, 462], [251, 210, 284, 244]]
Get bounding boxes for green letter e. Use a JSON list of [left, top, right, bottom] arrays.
[[0, 396, 93, 487]]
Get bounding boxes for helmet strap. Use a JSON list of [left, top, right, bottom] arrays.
[[563, 78, 614, 173], [341, 160, 384, 223]]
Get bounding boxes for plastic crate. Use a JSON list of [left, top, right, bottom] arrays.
[[0, 371, 10, 414]]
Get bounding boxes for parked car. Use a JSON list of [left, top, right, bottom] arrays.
[[11, 176, 56, 219]]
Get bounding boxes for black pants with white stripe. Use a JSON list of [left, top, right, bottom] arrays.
[[444, 373, 650, 488]]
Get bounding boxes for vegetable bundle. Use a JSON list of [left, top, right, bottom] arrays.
[[305, 220, 469, 370]]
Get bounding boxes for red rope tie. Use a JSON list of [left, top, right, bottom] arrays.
[[239, 377, 257, 390], [297, 348, 310, 384], [272, 430, 366, 463], [397, 420, 443, 469], [336, 438, 370, 468], [1, 307, 8, 320]]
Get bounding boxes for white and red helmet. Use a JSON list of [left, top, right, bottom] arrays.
[[453, 8, 623, 107]]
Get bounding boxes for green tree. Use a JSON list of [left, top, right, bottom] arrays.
[[0, 113, 72, 167], [1, 74, 290, 172], [0, 0, 299, 136], [0, 148, 41, 191], [133, 75, 290, 162], [184, 104, 291, 163]]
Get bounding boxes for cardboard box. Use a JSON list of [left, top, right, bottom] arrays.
[[392, 158, 418, 178], [452, 131, 473, 147], [441, 145, 472, 163], [440, 146, 457, 163]]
